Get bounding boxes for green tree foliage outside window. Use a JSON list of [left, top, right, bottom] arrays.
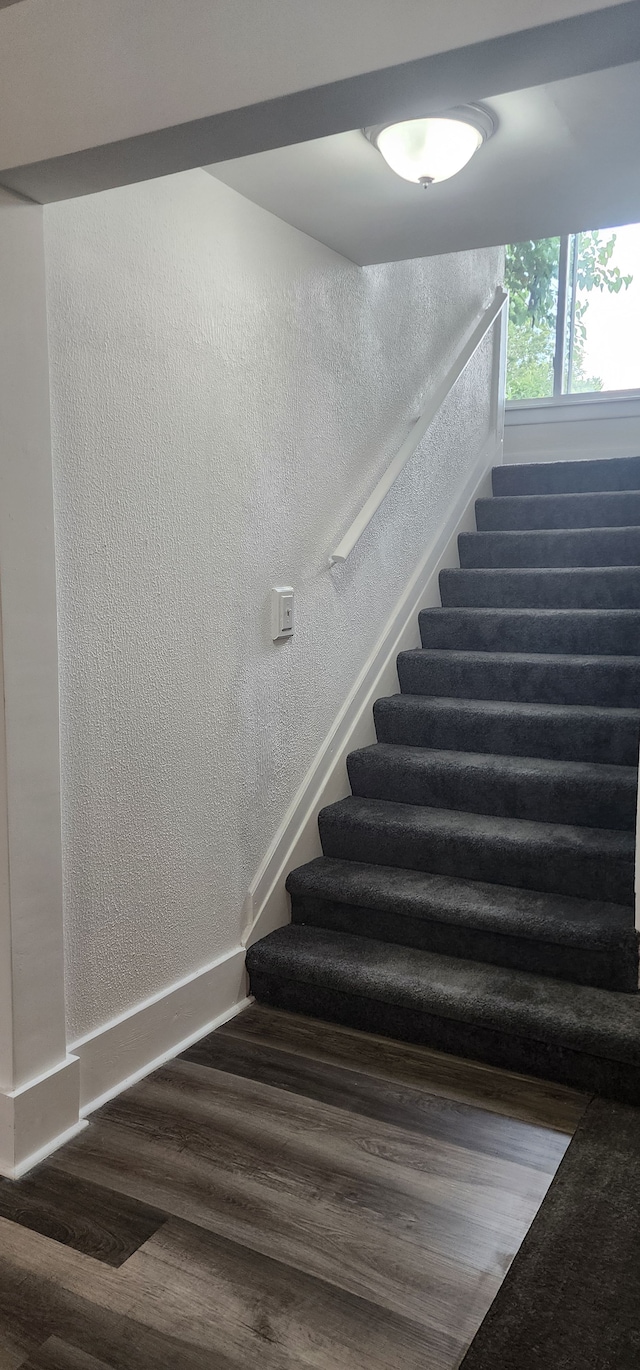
[[505, 233, 633, 400]]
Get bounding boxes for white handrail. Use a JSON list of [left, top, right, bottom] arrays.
[[328, 287, 509, 567]]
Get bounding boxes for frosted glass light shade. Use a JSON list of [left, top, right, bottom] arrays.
[[373, 116, 485, 186]]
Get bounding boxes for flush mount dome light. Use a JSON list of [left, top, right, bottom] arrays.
[[365, 105, 495, 187]]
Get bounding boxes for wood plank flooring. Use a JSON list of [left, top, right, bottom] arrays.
[[0, 1004, 588, 1369]]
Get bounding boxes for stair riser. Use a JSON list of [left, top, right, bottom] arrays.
[[374, 698, 640, 766], [492, 455, 640, 498], [419, 609, 640, 656], [250, 453, 640, 1092], [476, 492, 640, 531], [248, 974, 640, 1104], [290, 895, 639, 992], [318, 812, 635, 904], [458, 528, 640, 569], [346, 750, 637, 831], [397, 654, 640, 708], [440, 567, 640, 610]]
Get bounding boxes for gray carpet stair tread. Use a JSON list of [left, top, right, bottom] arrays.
[[458, 526, 640, 568], [250, 452, 640, 1096], [476, 489, 640, 531], [286, 857, 634, 951], [373, 694, 640, 766], [246, 924, 640, 1067], [346, 743, 637, 830], [397, 648, 640, 707], [418, 606, 640, 655], [319, 796, 635, 903], [492, 453, 640, 497], [440, 565, 640, 609]]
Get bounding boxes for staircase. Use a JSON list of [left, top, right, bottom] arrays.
[[247, 454, 640, 1102]]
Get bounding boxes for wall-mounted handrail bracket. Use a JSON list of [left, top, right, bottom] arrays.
[[328, 287, 508, 567]]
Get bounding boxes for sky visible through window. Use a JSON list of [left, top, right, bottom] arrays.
[[577, 222, 640, 392]]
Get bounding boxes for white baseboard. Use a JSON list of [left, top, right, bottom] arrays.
[[73, 945, 249, 1115], [0, 1054, 84, 1179], [243, 436, 500, 949], [0, 945, 250, 1176]]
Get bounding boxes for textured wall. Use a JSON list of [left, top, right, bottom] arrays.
[[45, 170, 501, 1040]]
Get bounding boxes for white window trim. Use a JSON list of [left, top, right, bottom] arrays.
[[506, 390, 640, 425]]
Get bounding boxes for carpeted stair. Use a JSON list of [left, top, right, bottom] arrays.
[[247, 454, 640, 1100]]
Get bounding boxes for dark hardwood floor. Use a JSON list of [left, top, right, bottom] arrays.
[[0, 1004, 588, 1369]]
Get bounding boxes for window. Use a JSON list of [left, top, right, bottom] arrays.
[[505, 225, 640, 401]]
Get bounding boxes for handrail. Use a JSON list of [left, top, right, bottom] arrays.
[[328, 287, 509, 567]]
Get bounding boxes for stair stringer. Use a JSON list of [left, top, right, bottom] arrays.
[[243, 436, 501, 950]]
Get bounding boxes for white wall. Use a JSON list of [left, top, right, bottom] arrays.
[[44, 169, 502, 1044], [505, 394, 640, 463]]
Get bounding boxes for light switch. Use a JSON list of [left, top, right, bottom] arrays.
[[272, 585, 295, 639]]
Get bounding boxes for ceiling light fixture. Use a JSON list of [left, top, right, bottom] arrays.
[[364, 105, 495, 188]]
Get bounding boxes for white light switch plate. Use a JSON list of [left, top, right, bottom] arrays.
[[271, 585, 295, 639]]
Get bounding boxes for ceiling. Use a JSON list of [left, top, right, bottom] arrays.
[[1, 1, 639, 203], [208, 62, 640, 265], [0, 0, 625, 171]]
